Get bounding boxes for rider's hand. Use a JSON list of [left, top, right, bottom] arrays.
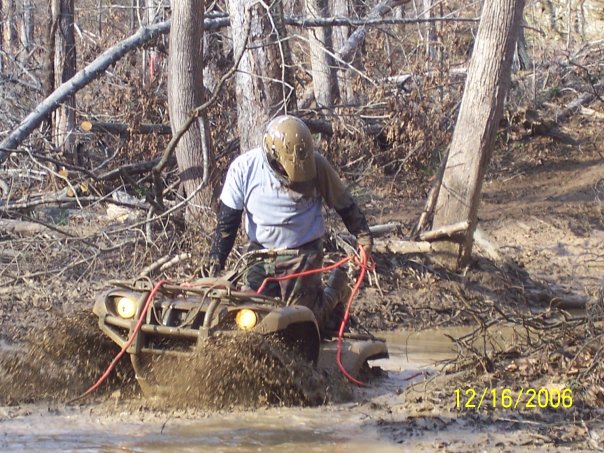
[[356, 232, 373, 257]]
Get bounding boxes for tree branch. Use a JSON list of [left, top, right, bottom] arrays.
[[0, 20, 171, 163]]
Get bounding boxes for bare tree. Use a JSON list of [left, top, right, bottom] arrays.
[[307, 0, 335, 108], [40, 0, 55, 139], [331, 0, 357, 105], [418, 0, 437, 60], [52, 0, 76, 157], [226, 0, 296, 151], [0, 1, 3, 73], [1, 0, 16, 49], [18, 0, 34, 60], [167, 0, 213, 221], [333, 0, 409, 105], [1, 0, 17, 70], [431, 0, 526, 269]]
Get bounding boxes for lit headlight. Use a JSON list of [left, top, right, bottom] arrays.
[[116, 296, 137, 319], [235, 309, 257, 330]]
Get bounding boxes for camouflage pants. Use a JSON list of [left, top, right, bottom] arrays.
[[244, 239, 335, 331]]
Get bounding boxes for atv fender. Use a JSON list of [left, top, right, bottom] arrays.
[[255, 306, 321, 364]]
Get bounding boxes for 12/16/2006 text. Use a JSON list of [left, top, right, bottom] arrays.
[[454, 388, 573, 410]]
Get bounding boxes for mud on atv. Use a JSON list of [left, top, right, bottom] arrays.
[[93, 249, 388, 396]]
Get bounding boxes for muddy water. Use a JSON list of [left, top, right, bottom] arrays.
[[0, 329, 459, 452]]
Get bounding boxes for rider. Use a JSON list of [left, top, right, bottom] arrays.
[[208, 115, 373, 333]]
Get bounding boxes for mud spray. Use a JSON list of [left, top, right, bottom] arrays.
[[0, 312, 351, 409], [0, 311, 137, 404]]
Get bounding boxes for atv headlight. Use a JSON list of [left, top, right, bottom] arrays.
[[116, 296, 137, 319], [235, 309, 257, 330]]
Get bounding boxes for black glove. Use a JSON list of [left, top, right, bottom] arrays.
[[336, 200, 372, 256]]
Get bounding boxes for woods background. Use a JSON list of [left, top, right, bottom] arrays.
[[0, 0, 602, 275]]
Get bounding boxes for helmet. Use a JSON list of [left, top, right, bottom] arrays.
[[262, 115, 316, 183]]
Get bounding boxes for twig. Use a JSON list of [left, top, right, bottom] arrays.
[[138, 252, 191, 278]]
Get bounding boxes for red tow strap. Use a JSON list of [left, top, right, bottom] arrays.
[[256, 246, 373, 386]]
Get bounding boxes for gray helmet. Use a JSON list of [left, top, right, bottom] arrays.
[[262, 115, 316, 183]]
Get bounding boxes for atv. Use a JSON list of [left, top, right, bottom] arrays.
[[93, 248, 388, 396]]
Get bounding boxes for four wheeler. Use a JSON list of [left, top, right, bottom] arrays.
[[93, 248, 389, 396]]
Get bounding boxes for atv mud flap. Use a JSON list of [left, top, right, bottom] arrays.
[[317, 336, 389, 379]]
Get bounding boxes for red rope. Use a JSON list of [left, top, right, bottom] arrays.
[[71, 279, 170, 402], [336, 246, 371, 386], [256, 246, 373, 386], [255, 255, 351, 295]]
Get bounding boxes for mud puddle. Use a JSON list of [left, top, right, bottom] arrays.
[[0, 406, 407, 452], [0, 329, 460, 452]]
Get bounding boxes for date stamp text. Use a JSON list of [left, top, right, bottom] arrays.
[[454, 388, 573, 410]]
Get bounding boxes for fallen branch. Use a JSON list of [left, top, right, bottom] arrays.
[[0, 189, 149, 211], [337, 0, 409, 63], [80, 120, 172, 135], [336, 222, 402, 247], [138, 252, 191, 278], [288, 15, 478, 27], [0, 21, 171, 162], [0, 219, 62, 237], [526, 288, 588, 310], [370, 222, 402, 236], [553, 82, 603, 125], [97, 158, 162, 181], [419, 221, 469, 242]]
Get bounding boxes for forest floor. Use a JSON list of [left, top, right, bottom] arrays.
[[1, 86, 603, 451], [347, 98, 604, 449]]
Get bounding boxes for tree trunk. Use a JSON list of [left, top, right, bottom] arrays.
[[431, 0, 525, 269], [52, 0, 76, 158], [330, 0, 355, 104], [1, 0, 16, 50], [514, 22, 531, 70], [226, 0, 297, 151], [0, 1, 3, 73], [18, 0, 34, 60], [1, 0, 17, 70], [419, 0, 437, 60], [40, 0, 55, 139], [167, 0, 213, 221], [307, 0, 334, 108], [203, 24, 224, 93]]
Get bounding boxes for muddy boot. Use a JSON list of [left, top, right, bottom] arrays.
[[322, 268, 351, 335]]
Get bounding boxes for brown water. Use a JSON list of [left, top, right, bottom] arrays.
[[0, 328, 460, 452]]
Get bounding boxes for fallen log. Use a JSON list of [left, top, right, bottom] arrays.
[[526, 288, 588, 310], [419, 221, 469, 242], [370, 222, 402, 236], [80, 121, 172, 135], [0, 219, 60, 237], [554, 85, 601, 124], [374, 239, 432, 254], [336, 222, 402, 247]]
